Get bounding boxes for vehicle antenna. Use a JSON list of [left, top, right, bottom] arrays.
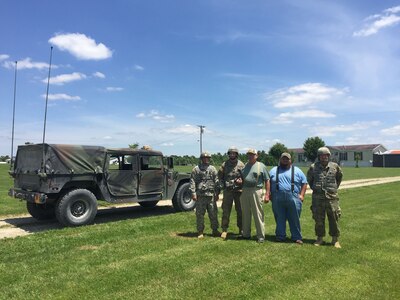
[[41, 46, 53, 173], [10, 61, 18, 171]]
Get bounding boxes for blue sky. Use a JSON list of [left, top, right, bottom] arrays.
[[1, 0, 400, 156]]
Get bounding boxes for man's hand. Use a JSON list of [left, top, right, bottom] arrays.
[[192, 194, 197, 201], [264, 194, 270, 203]]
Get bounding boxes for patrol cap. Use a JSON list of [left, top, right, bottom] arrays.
[[280, 152, 291, 160], [228, 146, 239, 154], [317, 147, 331, 155], [246, 148, 257, 155], [200, 151, 212, 158]]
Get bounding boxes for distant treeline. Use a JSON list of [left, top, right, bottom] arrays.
[[169, 137, 327, 167], [171, 150, 278, 167]]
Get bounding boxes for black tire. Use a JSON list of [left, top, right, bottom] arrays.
[[55, 189, 98, 227], [26, 202, 55, 220], [172, 182, 195, 212], [138, 200, 159, 208]]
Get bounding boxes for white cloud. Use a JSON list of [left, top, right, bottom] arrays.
[[44, 72, 87, 85], [354, 6, 400, 37], [93, 71, 105, 78], [266, 83, 346, 108], [134, 65, 144, 71], [384, 6, 400, 14], [220, 72, 256, 79], [49, 33, 112, 60], [310, 121, 380, 137], [136, 110, 175, 123], [165, 124, 198, 134], [161, 142, 174, 146], [198, 31, 270, 44], [3, 57, 54, 70], [106, 87, 124, 92], [0, 54, 9, 61], [280, 110, 335, 119], [381, 124, 400, 136], [271, 110, 335, 124], [43, 93, 81, 101]]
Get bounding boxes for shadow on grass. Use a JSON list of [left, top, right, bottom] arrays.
[[0, 204, 177, 238]]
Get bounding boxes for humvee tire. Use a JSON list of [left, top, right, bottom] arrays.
[[27, 202, 55, 220], [55, 189, 98, 226], [138, 200, 159, 208], [172, 182, 195, 211]]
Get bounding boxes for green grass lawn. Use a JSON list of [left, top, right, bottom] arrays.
[[0, 179, 399, 299], [0, 164, 25, 215]]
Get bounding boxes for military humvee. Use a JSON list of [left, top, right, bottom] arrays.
[[8, 143, 195, 226]]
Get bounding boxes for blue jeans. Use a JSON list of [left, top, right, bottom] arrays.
[[271, 190, 302, 241]]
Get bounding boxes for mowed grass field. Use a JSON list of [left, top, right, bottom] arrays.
[[0, 164, 399, 299]]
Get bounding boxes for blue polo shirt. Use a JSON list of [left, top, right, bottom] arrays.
[[269, 166, 307, 194]]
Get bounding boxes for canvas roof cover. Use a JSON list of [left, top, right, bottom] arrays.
[[15, 144, 106, 174]]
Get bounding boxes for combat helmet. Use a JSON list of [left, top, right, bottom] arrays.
[[200, 151, 212, 158], [228, 146, 239, 155], [317, 147, 331, 156]]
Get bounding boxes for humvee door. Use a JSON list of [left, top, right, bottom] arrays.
[[138, 154, 163, 195], [106, 154, 139, 196]]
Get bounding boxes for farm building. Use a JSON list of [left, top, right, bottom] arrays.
[[373, 150, 400, 167], [290, 144, 387, 167]]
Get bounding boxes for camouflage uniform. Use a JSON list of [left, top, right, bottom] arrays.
[[218, 159, 244, 233], [307, 161, 343, 238], [190, 163, 220, 233]]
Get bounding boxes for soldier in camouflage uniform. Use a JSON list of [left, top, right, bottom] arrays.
[[218, 146, 245, 239], [190, 151, 220, 239], [307, 147, 343, 248]]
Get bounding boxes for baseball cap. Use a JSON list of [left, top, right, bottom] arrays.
[[280, 152, 291, 160], [246, 148, 257, 155]]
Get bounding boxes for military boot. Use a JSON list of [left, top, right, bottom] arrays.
[[212, 230, 221, 237], [198, 231, 204, 239], [314, 236, 324, 246], [332, 237, 341, 248], [221, 231, 228, 239]]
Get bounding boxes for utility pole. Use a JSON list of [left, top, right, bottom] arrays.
[[197, 125, 205, 154]]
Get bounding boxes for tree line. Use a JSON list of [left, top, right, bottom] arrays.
[[130, 136, 325, 166]]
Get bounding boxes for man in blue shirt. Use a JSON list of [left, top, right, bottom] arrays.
[[268, 153, 307, 244]]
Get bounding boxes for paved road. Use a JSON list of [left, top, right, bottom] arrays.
[[1, 176, 399, 239]]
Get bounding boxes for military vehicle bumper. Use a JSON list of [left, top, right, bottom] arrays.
[[8, 188, 48, 204]]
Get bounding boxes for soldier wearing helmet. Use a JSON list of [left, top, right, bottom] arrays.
[[218, 146, 245, 239], [190, 151, 220, 238], [307, 146, 343, 248]]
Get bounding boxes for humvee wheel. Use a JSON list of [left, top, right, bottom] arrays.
[[138, 200, 159, 208], [172, 182, 195, 211], [56, 189, 97, 226], [27, 202, 55, 220]]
